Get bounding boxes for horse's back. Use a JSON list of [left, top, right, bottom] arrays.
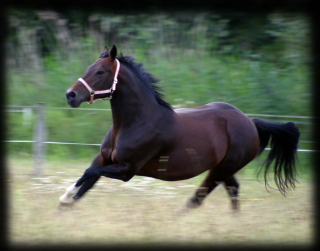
[[174, 102, 247, 124], [175, 102, 242, 114]]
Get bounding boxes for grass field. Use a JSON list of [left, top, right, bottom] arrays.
[[7, 156, 314, 247]]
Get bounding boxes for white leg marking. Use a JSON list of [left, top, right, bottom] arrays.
[[59, 183, 80, 205]]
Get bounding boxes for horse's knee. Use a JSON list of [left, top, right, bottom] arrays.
[[122, 173, 134, 182], [226, 185, 239, 198], [224, 177, 240, 197], [234, 179, 239, 190], [121, 167, 136, 182]]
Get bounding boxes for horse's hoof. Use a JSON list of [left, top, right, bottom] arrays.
[[58, 183, 80, 207], [59, 194, 75, 206], [231, 198, 239, 211], [186, 197, 201, 209]]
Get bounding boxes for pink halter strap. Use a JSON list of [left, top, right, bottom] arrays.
[[78, 59, 120, 104]]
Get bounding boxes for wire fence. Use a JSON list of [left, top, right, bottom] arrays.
[[5, 104, 318, 118], [4, 104, 317, 177], [4, 104, 316, 150], [3, 140, 317, 152]]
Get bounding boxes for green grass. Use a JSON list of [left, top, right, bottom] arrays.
[[7, 155, 314, 246]]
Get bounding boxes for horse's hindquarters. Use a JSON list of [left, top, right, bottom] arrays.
[[219, 111, 260, 173]]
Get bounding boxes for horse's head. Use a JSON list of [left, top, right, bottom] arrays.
[[66, 45, 119, 107]]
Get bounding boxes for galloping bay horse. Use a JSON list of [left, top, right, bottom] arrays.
[[60, 45, 300, 210]]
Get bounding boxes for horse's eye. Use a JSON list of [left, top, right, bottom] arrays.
[[96, 71, 104, 75]]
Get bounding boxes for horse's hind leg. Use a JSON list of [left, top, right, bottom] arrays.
[[186, 163, 241, 210], [223, 176, 240, 210], [186, 173, 240, 210], [186, 169, 220, 209]]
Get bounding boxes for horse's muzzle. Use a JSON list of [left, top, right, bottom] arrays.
[[66, 90, 81, 107]]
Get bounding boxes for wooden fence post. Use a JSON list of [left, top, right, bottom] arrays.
[[33, 103, 47, 177]]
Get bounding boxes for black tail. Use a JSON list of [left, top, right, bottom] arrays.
[[252, 118, 300, 195]]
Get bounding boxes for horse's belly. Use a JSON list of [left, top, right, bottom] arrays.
[[136, 159, 205, 181], [136, 148, 223, 181], [136, 124, 229, 181]]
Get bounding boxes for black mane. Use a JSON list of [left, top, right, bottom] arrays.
[[100, 51, 172, 110]]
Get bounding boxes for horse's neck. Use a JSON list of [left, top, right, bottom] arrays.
[[110, 68, 167, 131]]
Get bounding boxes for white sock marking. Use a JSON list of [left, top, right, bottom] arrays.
[[59, 183, 80, 205]]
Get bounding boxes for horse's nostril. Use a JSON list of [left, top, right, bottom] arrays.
[[67, 91, 76, 99]]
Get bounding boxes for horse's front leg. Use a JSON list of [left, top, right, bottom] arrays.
[[69, 163, 136, 204], [59, 154, 104, 206], [76, 162, 133, 184], [59, 177, 100, 206]]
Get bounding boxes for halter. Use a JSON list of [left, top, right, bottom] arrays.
[[78, 59, 120, 104]]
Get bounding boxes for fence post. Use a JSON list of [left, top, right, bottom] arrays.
[[33, 103, 47, 177]]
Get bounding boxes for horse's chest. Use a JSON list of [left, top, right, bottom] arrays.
[[111, 149, 119, 163], [100, 147, 120, 165], [100, 147, 113, 163]]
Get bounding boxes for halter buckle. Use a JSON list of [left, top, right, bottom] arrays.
[[109, 89, 114, 100]]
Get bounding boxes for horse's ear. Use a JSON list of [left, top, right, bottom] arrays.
[[102, 46, 109, 54], [110, 45, 117, 62]]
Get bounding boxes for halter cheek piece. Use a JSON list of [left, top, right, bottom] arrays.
[[78, 59, 120, 104]]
